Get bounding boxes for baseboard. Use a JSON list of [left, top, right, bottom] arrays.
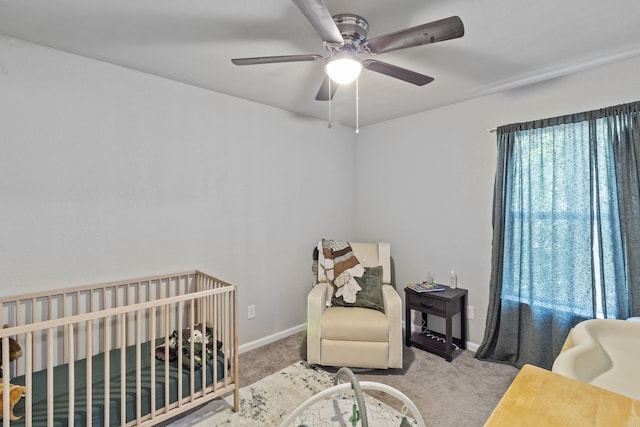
[[239, 323, 306, 354], [240, 322, 480, 354], [466, 341, 480, 352]]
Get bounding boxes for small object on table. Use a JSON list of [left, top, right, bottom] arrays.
[[407, 282, 445, 293]]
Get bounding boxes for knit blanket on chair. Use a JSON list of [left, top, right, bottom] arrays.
[[312, 239, 365, 303]]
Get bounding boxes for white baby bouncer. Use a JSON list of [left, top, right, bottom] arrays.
[[279, 367, 426, 427]]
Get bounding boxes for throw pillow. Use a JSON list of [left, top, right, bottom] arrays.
[[331, 265, 385, 313]]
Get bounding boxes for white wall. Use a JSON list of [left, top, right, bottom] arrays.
[[355, 55, 640, 346], [0, 36, 357, 344], [3, 34, 640, 349]]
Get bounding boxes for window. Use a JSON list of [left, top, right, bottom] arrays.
[[500, 119, 624, 319]]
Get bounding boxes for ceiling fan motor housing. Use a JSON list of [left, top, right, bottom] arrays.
[[332, 14, 369, 50]]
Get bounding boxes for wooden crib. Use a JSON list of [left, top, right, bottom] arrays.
[[0, 270, 238, 427]]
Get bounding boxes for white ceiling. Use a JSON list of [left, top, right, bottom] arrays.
[[2, 0, 640, 128]]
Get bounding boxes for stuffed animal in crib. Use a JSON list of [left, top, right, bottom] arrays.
[[0, 384, 26, 421], [0, 325, 22, 377]]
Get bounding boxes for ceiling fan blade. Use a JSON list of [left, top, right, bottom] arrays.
[[231, 54, 322, 66], [315, 76, 339, 101], [292, 0, 344, 45], [362, 59, 434, 86], [362, 16, 464, 54]]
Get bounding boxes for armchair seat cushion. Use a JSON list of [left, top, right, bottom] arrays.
[[320, 307, 388, 342]]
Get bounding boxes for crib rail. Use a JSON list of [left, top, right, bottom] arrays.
[[0, 271, 239, 427]]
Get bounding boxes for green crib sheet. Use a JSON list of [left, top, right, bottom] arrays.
[[10, 340, 227, 426]]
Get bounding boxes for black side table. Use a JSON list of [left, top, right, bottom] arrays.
[[404, 285, 467, 361]]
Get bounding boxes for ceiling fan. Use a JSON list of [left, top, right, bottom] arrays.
[[231, 0, 464, 101]]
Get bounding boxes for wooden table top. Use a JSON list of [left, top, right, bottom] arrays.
[[484, 364, 639, 427]]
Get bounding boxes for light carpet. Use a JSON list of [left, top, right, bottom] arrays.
[[168, 361, 419, 426]]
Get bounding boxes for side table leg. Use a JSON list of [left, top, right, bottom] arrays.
[[460, 295, 468, 350], [405, 302, 411, 347], [445, 304, 453, 362]]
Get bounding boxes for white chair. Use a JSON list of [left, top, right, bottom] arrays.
[[307, 241, 403, 369]]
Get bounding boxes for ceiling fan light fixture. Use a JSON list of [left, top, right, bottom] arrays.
[[326, 57, 362, 84]]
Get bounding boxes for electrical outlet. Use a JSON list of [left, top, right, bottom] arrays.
[[248, 305, 256, 319], [467, 306, 474, 319]]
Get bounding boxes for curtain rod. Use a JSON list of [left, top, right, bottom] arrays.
[[487, 127, 497, 133]]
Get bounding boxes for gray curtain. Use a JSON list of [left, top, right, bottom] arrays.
[[609, 102, 640, 315], [476, 100, 640, 369]]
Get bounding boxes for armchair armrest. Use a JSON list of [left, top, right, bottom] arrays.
[[307, 283, 329, 365], [382, 284, 403, 368]]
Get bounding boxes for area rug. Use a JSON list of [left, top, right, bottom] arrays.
[[168, 361, 419, 426]]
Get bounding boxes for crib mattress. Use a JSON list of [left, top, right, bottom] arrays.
[[11, 340, 226, 426]]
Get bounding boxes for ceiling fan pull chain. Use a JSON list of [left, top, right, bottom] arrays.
[[328, 78, 333, 128], [355, 77, 359, 134]]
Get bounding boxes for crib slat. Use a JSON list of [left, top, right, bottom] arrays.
[[200, 296, 207, 398], [74, 291, 80, 362], [221, 292, 226, 392], [86, 320, 93, 427], [31, 298, 35, 374], [12, 299, 21, 377], [177, 302, 183, 408], [104, 317, 111, 427], [232, 288, 240, 411], [222, 294, 228, 385], [24, 332, 33, 427], [68, 324, 75, 427], [214, 290, 219, 389], [136, 310, 142, 424], [227, 291, 232, 386], [2, 338, 9, 427], [164, 304, 170, 415], [150, 307, 157, 420], [47, 328, 54, 427], [189, 300, 195, 400], [120, 313, 126, 425], [125, 285, 130, 347]]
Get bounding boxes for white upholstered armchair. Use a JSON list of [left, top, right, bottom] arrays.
[[307, 241, 403, 369]]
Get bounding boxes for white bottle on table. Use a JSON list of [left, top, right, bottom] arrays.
[[450, 270, 457, 289]]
